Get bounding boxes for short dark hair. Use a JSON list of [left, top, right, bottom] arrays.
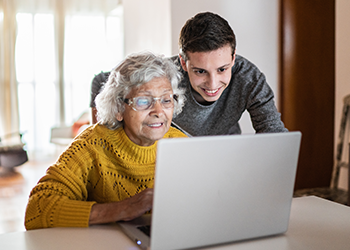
[[179, 12, 236, 61]]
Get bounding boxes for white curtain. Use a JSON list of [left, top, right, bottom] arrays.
[[0, 0, 20, 145], [14, 0, 119, 14], [0, 0, 122, 156]]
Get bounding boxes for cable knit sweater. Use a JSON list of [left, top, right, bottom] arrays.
[[25, 124, 186, 230]]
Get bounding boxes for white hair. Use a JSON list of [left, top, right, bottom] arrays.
[[95, 51, 185, 130]]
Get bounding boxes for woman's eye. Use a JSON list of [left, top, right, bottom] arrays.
[[136, 98, 151, 106], [162, 98, 172, 103]]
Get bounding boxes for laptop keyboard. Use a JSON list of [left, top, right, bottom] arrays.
[[137, 225, 151, 237]]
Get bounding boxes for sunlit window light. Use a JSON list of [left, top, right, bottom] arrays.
[[15, 8, 124, 158], [63, 14, 123, 124], [16, 13, 57, 157]]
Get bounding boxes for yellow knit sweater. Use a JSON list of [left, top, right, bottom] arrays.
[[25, 124, 186, 230]]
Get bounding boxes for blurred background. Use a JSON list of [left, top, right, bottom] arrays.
[[0, 0, 350, 233], [0, 0, 285, 159]]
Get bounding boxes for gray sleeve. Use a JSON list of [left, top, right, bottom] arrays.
[[90, 72, 110, 108], [246, 72, 288, 133]]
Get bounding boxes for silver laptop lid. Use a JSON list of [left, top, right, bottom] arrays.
[[151, 132, 301, 250]]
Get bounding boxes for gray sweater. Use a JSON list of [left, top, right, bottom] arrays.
[[171, 55, 287, 136]]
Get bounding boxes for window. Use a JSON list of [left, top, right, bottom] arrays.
[[63, 13, 123, 124], [16, 13, 56, 156], [15, 6, 123, 158]]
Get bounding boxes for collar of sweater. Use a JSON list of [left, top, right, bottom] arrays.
[[89, 125, 158, 165]]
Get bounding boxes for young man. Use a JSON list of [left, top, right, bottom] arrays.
[[90, 12, 287, 136], [171, 12, 287, 136]]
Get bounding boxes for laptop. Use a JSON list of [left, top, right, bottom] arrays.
[[118, 131, 302, 250]]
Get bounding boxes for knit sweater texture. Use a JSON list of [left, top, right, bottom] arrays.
[[25, 124, 186, 230]]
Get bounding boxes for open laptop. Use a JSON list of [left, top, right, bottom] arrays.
[[118, 131, 302, 250]]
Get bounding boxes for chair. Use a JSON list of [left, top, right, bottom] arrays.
[[294, 94, 350, 205], [0, 144, 28, 170], [0, 132, 28, 176], [50, 126, 74, 146], [50, 111, 90, 147]]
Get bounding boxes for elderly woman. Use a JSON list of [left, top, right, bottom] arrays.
[[25, 52, 187, 230]]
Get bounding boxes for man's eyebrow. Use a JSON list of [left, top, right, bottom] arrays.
[[190, 65, 205, 70], [190, 63, 232, 70], [218, 63, 232, 68]]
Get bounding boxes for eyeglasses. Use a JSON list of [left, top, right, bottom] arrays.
[[123, 94, 178, 111]]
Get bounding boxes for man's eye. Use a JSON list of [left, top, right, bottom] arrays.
[[218, 68, 227, 73], [194, 69, 206, 74]]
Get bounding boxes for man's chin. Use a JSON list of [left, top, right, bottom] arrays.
[[193, 88, 223, 104]]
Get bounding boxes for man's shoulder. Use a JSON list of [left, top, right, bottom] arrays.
[[233, 54, 259, 69], [169, 55, 189, 87], [231, 54, 263, 78], [169, 55, 180, 62], [170, 55, 182, 70], [92, 71, 110, 85]]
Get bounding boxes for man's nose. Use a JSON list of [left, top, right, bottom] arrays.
[[207, 74, 217, 88]]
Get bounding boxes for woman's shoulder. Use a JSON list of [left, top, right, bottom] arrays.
[[72, 123, 122, 145]]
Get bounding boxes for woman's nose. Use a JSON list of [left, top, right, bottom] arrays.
[[150, 99, 164, 115]]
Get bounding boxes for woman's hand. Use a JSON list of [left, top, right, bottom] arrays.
[[89, 188, 153, 225], [119, 188, 154, 221]]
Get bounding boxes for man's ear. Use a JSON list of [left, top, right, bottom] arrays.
[[116, 112, 123, 122], [179, 54, 188, 72], [232, 49, 236, 66]]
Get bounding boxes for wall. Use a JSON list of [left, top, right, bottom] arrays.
[[122, 0, 172, 56], [336, 0, 350, 190]]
